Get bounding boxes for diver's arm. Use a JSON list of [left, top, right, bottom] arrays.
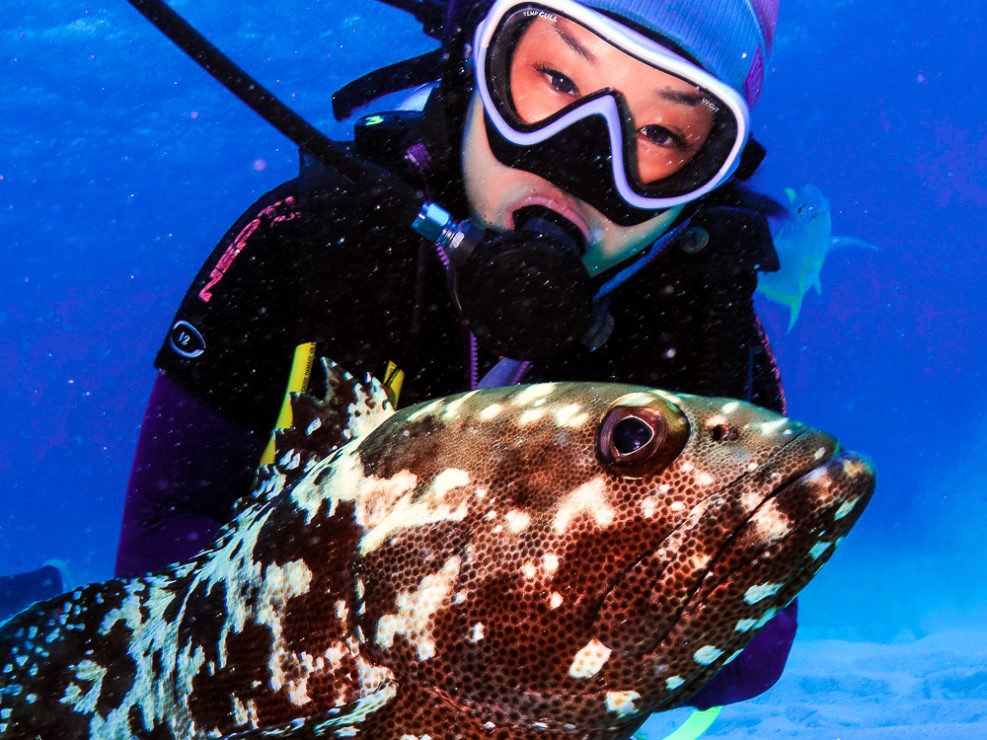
[[116, 182, 306, 577], [114, 372, 264, 578]]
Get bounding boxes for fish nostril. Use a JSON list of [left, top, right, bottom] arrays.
[[709, 423, 738, 443]]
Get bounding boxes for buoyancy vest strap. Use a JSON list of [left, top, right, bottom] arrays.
[[382, 361, 405, 408], [260, 342, 318, 466]]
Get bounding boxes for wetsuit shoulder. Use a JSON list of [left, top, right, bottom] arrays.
[[155, 180, 305, 433]]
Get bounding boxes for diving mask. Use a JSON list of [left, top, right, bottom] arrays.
[[473, 0, 751, 225]]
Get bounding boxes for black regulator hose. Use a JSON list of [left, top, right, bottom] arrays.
[[123, 0, 426, 228]]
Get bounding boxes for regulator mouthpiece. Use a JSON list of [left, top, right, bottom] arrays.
[[413, 202, 595, 360]]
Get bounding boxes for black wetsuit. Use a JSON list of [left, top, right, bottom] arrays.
[[156, 169, 783, 441], [113, 114, 794, 708]]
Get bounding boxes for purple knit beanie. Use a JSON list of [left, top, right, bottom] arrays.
[[446, 0, 779, 106], [587, 0, 778, 105]]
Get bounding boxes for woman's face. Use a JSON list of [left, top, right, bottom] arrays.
[[463, 15, 719, 276]]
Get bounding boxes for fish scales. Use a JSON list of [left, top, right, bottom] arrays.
[[0, 360, 875, 740]]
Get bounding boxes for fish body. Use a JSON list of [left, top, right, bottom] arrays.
[[757, 184, 877, 330], [0, 363, 875, 739]]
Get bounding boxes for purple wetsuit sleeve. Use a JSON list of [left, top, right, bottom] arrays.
[[114, 372, 265, 578], [687, 599, 798, 709]]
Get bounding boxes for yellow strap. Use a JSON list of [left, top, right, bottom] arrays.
[[382, 361, 405, 408], [259, 342, 317, 466]]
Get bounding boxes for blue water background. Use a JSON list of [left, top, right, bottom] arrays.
[[1, 0, 984, 646]]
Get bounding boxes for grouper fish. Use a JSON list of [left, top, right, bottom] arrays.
[[0, 362, 875, 740]]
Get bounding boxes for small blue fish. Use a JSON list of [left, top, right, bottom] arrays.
[[757, 184, 877, 330]]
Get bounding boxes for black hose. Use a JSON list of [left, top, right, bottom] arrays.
[[124, 0, 426, 226]]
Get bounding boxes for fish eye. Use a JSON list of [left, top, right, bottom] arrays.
[[612, 416, 654, 454], [597, 398, 689, 477]]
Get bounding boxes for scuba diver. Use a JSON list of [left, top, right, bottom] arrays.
[[3, 0, 797, 717]]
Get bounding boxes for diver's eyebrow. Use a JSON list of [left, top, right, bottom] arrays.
[[656, 88, 711, 106], [554, 25, 596, 63]]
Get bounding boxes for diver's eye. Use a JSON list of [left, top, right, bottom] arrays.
[[597, 397, 689, 477]]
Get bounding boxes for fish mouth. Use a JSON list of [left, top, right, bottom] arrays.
[[593, 431, 876, 656], [692, 446, 876, 610]]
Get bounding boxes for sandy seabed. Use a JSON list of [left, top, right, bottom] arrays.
[[639, 631, 987, 739]]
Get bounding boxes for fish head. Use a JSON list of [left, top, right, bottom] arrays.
[[344, 383, 874, 732]]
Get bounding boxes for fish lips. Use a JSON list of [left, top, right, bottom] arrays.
[[593, 432, 876, 657]]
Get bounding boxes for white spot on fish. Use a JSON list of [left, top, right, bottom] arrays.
[[752, 500, 792, 543], [759, 419, 789, 436], [666, 676, 685, 690], [442, 390, 478, 420], [725, 649, 744, 665], [745, 583, 783, 604], [542, 553, 559, 574], [554, 477, 613, 533], [554, 403, 586, 427], [305, 418, 322, 435], [569, 639, 612, 678], [809, 540, 832, 560], [279, 450, 301, 470], [835, 497, 860, 521], [549, 592, 563, 609], [722, 401, 740, 414], [433, 468, 470, 496], [374, 557, 461, 661], [359, 471, 468, 554], [735, 618, 757, 633], [694, 471, 715, 486], [505, 509, 530, 532], [693, 646, 724, 665], [407, 398, 444, 422], [641, 496, 657, 517], [605, 690, 640, 717], [521, 562, 537, 579], [519, 408, 546, 425], [841, 458, 870, 479], [513, 384, 555, 406], [470, 623, 485, 642], [479, 403, 503, 420]]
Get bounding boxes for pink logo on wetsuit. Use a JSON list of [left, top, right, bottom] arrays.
[[198, 196, 299, 302]]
